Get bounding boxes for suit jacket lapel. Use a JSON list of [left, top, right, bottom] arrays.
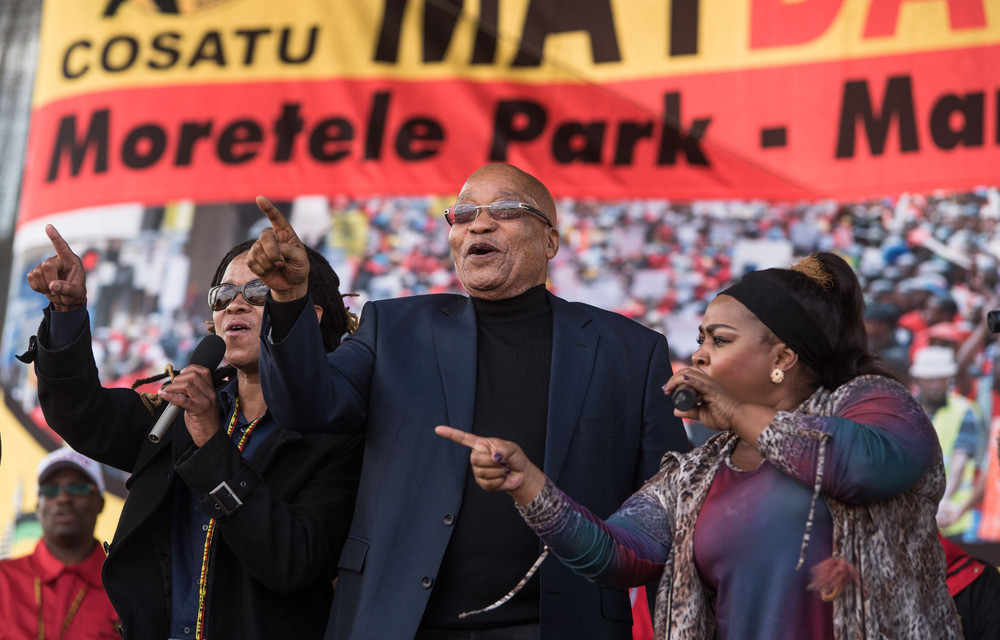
[[544, 294, 597, 484], [432, 296, 478, 481]]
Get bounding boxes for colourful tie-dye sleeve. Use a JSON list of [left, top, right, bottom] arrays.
[[758, 375, 942, 504], [518, 477, 672, 589]]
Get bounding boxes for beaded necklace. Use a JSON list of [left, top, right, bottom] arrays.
[[193, 398, 261, 640], [34, 575, 86, 640]]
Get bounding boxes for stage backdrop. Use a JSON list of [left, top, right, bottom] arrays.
[[19, 0, 1000, 219], [3, 0, 1000, 558]]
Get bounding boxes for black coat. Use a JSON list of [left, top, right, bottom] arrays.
[[27, 308, 363, 640]]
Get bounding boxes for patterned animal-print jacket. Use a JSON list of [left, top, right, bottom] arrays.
[[522, 375, 963, 639]]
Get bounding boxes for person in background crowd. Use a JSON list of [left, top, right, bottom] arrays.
[[908, 294, 961, 361], [953, 294, 1000, 400], [927, 295, 962, 328], [441, 252, 960, 639], [0, 447, 120, 639], [939, 533, 1000, 639], [975, 351, 1000, 541], [911, 345, 988, 539], [897, 276, 947, 336], [863, 301, 910, 384], [250, 163, 691, 640], [921, 322, 974, 395], [20, 229, 363, 640]]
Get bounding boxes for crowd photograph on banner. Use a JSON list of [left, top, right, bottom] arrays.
[[1, 1, 999, 639]]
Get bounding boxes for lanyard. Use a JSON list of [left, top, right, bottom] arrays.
[[194, 399, 262, 640], [34, 575, 86, 640]]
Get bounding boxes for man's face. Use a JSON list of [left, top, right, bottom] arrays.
[[448, 165, 559, 301], [915, 375, 950, 406], [864, 319, 889, 348], [37, 468, 104, 547], [921, 297, 952, 326]]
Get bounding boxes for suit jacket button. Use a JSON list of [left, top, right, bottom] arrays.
[[442, 513, 455, 526], [421, 576, 434, 588]]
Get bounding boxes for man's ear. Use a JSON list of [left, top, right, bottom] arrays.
[[314, 305, 324, 325], [546, 227, 560, 259]]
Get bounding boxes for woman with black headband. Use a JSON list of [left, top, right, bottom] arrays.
[[438, 252, 960, 639]]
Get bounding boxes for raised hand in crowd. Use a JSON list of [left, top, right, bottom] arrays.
[[28, 224, 224, 448], [247, 196, 310, 302], [26, 224, 87, 311]]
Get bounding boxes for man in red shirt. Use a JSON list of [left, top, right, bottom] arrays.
[[939, 533, 1000, 639], [0, 447, 120, 639]]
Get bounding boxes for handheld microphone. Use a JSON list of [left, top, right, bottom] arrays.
[[148, 334, 227, 443], [672, 385, 700, 411]]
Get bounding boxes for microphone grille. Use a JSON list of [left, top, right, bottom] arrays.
[[189, 334, 227, 369], [672, 387, 697, 411]]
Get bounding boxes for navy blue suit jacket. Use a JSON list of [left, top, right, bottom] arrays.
[[260, 291, 690, 640]]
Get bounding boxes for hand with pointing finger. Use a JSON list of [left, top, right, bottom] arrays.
[[26, 224, 88, 311], [434, 426, 547, 506], [246, 196, 310, 302]]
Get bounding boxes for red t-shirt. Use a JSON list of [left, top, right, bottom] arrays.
[[0, 539, 120, 639], [939, 533, 988, 595]]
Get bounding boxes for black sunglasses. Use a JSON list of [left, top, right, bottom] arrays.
[[39, 483, 95, 498], [443, 201, 553, 227], [208, 279, 270, 311]]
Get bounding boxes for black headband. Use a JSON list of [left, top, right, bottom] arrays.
[[720, 270, 833, 374]]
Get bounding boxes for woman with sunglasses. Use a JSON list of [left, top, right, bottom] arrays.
[[23, 227, 363, 640]]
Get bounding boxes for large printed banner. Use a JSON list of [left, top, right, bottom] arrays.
[[18, 0, 1000, 225]]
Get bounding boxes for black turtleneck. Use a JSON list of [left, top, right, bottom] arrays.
[[420, 284, 552, 629]]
